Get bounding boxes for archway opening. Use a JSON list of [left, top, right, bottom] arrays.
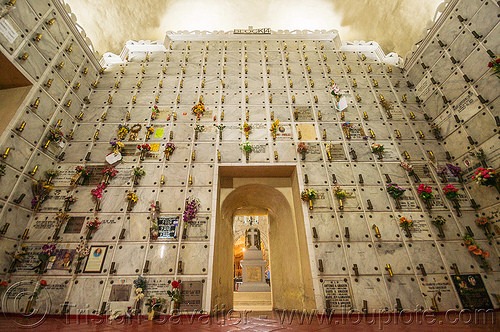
[[211, 166, 315, 311]]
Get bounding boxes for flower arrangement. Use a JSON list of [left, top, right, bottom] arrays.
[[117, 124, 130, 139], [333, 185, 349, 200], [63, 195, 76, 210], [110, 140, 124, 153], [399, 217, 413, 228], [183, 197, 200, 225], [126, 191, 138, 211], [342, 122, 353, 129], [371, 143, 384, 153], [137, 144, 151, 152], [443, 184, 459, 199], [214, 124, 226, 139], [35, 244, 56, 273], [127, 191, 138, 202], [75, 166, 92, 182], [145, 297, 166, 313], [102, 167, 118, 185], [0, 281, 8, 288], [132, 167, 144, 177], [28, 280, 47, 306], [380, 100, 393, 111], [151, 105, 160, 120], [194, 124, 205, 132], [45, 169, 59, 183], [432, 216, 446, 226], [241, 142, 252, 153], [132, 167, 146, 185], [386, 183, 406, 199], [431, 124, 442, 139], [417, 184, 433, 201], [74, 240, 90, 272], [0, 164, 6, 176], [86, 217, 101, 231], [167, 280, 181, 305], [463, 234, 490, 270], [31, 180, 53, 212], [47, 128, 64, 142], [146, 126, 155, 140], [399, 161, 414, 174], [297, 142, 308, 153], [91, 183, 107, 201], [331, 83, 342, 98], [470, 149, 487, 164], [269, 120, 279, 138], [164, 143, 175, 160], [191, 102, 206, 118], [241, 122, 252, 138], [475, 217, 490, 227], [301, 189, 317, 210], [487, 57, 500, 79], [300, 189, 317, 201], [476, 216, 494, 241], [446, 164, 462, 178], [134, 276, 147, 292], [471, 168, 497, 187]]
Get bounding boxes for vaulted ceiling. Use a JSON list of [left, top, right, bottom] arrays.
[[64, 0, 444, 57]]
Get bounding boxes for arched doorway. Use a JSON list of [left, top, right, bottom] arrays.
[[212, 178, 316, 311]]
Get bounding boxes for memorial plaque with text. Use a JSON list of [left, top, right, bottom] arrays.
[[179, 281, 203, 311], [157, 216, 178, 239], [322, 278, 353, 310], [451, 274, 493, 310]]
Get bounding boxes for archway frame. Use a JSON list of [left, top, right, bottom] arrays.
[[210, 166, 317, 311]]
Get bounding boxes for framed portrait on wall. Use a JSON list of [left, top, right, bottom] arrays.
[[83, 245, 108, 273]]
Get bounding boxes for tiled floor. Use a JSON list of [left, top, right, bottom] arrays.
[[0, 311, 498, 331]]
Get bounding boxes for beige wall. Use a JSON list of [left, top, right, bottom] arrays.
[[0, 86, 31, 136]]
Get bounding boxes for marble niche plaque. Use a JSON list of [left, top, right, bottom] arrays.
[[419, 275, 459, 310], [157, 216, 178, 239], [451, 274, 493, 310], [15, 244, 44, 272], [322, 278, 353, 310], [294, 106, 314, 121], [179, 281, 203, 312], [186, 217, 209, 239]]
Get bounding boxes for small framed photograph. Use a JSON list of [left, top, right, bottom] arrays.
[[83, 245, 108, 273]]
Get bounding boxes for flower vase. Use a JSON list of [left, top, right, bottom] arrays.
[[148, 310, 155, 321], [377, 151, 383, 160], [404, 227, 412, 238], [412, 173, 420, 183], [479, 257, 491, 271], [301, 151, 306, 161], [127, 200, 133, 212], [395, 198, 401, 210], [424, 199, 432, 210], [219, 132, 223, 140], [480, 160, 488, 168], [245, 132, 249, 139], [8, 260, 17, 273], [308, 200, 313, 210], [24, 298, 33, 315], [53, 226, 61, 240], [38, 260, 47, 274], [34, 200, 42, 213], [245, 151, 250, 162], [457, 174, 464, 183], [436, 224, 445, 238], [272, 132, 276, 140], [104, 174, 110, 185], [165, 151, 170, 161], [338, 198, 343, 210], [95, 200, 101, 212], [140, 150, 146, 161], [440, 174, 447, 183], [173, 301, 180, 310], [495, 182, 500, 195], [451, 199, 461, 216], [194, 131, 198, 140], [86, 229, 93, 240], [182, 225, 187, 239], [133, 175, 139, 185], [75, 260, 82, 273], [64, 200, 70, 211], [47, 176, 53, 184]]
